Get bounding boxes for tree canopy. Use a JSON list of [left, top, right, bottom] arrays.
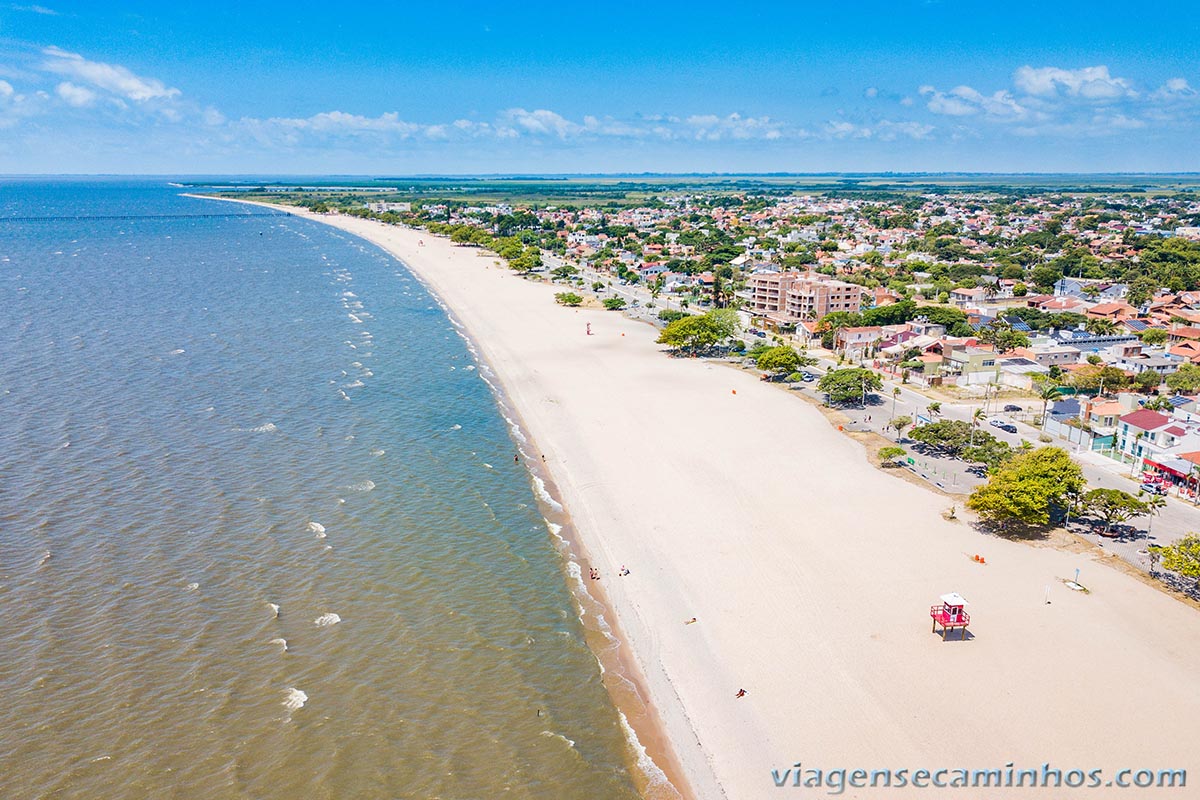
[[554, 292, 583, 307], [1166, 363, 1200, 394], [656, 309, 739, 354], [755, 346, 814, 376], [967, 447, 1086, 528], [1151, 535, 1200, 586], [818, 368, 883, 406], [1083, 488, 1148, 533]]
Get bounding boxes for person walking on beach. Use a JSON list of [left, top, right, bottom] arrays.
[[735, 689, 747, 698]]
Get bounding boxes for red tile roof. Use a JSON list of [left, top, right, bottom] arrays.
[[1119, 409, 1170, 430]]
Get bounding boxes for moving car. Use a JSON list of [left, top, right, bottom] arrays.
[[989, 419, 1018, 433], [1140, 483, 1168, 496], [1003, 404, 1022, 412]]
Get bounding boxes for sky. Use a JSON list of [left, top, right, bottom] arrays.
[[0, 0, 1198, 174]]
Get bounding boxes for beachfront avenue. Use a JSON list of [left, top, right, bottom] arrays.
[[770, 763, 1187, 792]]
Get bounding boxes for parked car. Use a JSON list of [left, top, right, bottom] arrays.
[[1140, 483, 1168, 496], [1003, 404, 1022, 412], [989, 419, 1018, 433], [801, 372, 816, 382]]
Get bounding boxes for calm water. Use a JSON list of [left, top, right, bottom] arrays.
[[0, 180, 646, 799]]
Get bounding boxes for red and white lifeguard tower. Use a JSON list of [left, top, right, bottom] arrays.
[[930, 592, 970, 640]]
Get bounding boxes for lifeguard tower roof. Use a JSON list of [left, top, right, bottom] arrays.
[[940, 592, 968, 606]]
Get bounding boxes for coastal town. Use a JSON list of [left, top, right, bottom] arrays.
[[280, 181, 1200, 596]]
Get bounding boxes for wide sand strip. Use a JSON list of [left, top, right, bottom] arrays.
[[208, 198, 1200, 799]]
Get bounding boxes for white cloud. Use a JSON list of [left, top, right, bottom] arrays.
[[920, 84, 1026, 118], [683, 112, 782, 141], [823, 119, 932, 141], [500, 108, 581, 138], [1152, 77, 1197, 101], [41, 46, 180, 102], [1012, 65, 1135, 100], [864, 87, 878, 99], [55, 81, 95, 107], [0, 80, 12, 99], [12, 4, 59, 14]]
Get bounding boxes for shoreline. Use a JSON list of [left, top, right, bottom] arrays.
[[188, 194, 695, 798], [190, 195, 1200, 799]]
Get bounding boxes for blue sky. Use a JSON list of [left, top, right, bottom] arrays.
[[1, 0, 1198, 174]]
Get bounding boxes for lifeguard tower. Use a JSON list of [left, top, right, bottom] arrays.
[[930, 592, 970, 640]]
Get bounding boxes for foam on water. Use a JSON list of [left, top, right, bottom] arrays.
[[313, 613, 341, 627], [269, 638, 288, 652], [617, 711, 672, 794], [308, 522, 326, 538], [539, 730, 576, 748], [344, 480, 374, 492], [282, 688, 308, 713], [266, 602, 280, 619], [185, 582, 199, 592]]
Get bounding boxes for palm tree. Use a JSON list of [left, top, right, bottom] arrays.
[[1141, 493, 1167, 535], [1130, 431, 1145, 476], [891, 386, 901, 420], [928, 401, 942, 418], [971, 408, 986, 446], [1034, 379, 1063, 427]]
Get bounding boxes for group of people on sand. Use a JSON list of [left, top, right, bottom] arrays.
[[589, 564, 631, 581]]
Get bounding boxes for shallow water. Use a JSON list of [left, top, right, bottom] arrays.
[[0, 180, 643, 799]]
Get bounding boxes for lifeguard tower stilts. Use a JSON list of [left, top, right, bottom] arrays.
[[930, 592, 970, 640]]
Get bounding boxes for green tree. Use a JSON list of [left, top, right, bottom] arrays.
[[1150, 535, 1200, 587], [1139, 327, 1168, 346], [818, 368, 883, 406], [705, 308, 743, 340], [1083, 488, 1149, 534], [1125, 276, 1159, 309], [878, 445, 906, 465], [1166, 363, 1200, 393], [552, 265, 579, 281], [908, 419, 974, 456], [1133, 370, 1163, 391], [1085, 317, 1118, 335], [656, 315, 721, 354], [603, 297, 626, 311], [890, 414, 913, 441], [962, 437, 1013, 471], [755, 346, 814, 377], [967, 447, 1087, 529], [554, 291, 583, 307], [977, 321, 1030, 354]]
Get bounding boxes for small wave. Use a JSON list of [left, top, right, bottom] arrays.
[[168, 348, 185, 355], [449, 424, 462, 431], [347, 313, 362, 324], [369, 448, 385, 457], [344, 379, 364, 389], [314, 613, 341, 627], [545, 521, 565, 541], [539, 730, 576, 748], [344, 480, 375, 492], [186, 582, 199, 592], [532, 475, 564, 511], [283, 687, 308, 712], [308, 522, 326, 538], [269, 638, 288, 652], [482, 463, 493, 470], [241, 422, 277, 433], [37, 550, 52, 567], [618, 711, 672, 793], [267, 602, 280, 619], [338, 390, 351, 401]]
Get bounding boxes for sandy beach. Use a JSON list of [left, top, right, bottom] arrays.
[[207, 199, 1200, 799]]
